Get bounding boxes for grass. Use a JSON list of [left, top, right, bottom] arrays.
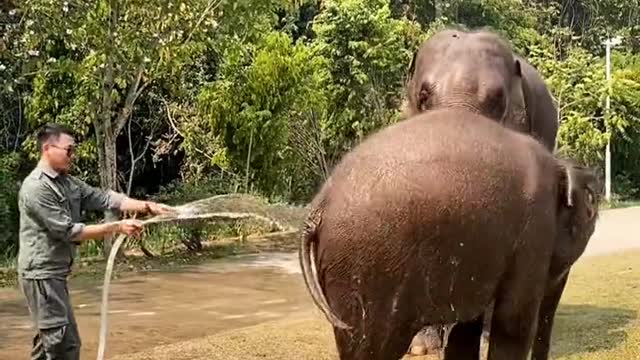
[[548, 250, 639, 360], [113, 250, 640, 360]]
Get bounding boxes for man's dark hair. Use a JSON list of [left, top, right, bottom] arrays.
[[36, 123, 76, 150]]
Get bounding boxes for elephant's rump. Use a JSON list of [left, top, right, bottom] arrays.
[[314, 108, 555, 326], [316, 164, 532, 326]]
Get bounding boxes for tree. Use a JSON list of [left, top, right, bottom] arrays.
[[17, 0, 222, 256], [311, 0, 423, 162], [198, 31, 331, 198]]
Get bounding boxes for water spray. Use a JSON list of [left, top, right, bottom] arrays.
[[95, 197, 287, 360]]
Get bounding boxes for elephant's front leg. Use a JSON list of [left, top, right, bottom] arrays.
[[531, 271, 570, 360], [488, 295, 542, 360]]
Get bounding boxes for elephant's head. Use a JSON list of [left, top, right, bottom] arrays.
[[404, 29, 527, 131], [552, 160, 601, 279]]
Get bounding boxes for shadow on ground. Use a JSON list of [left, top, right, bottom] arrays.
[[550, 303, 637, 358]]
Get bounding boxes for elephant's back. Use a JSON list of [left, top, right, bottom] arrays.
[[319, 109, 537, 244], [322, 108, 549, 211], [314, 108, 557, 320], [517, 55, 559, 151]]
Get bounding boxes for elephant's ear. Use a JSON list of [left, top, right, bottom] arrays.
[[514, 59, 523, 77], [405, 51, 418, 98], [401, 51, 419, 119], [408, 51, 417, 78], [508, 59, 527, 128], [557, 160, 600, 220], [558, 161, 575, 208]]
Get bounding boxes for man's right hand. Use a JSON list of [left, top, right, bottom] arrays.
[[117, 219, 144, 237]]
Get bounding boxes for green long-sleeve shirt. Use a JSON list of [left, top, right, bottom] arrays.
[[17, 162, 126, 280]]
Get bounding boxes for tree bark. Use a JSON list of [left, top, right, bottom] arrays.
[[98, 0, 119, 258]]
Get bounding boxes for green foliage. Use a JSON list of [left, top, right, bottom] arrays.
[[0, 153, 21, 259], [312, 0, 423, 159], [541, 46, 608, 166], [198, 30, 330, 196], [2, 0, 640, 264]]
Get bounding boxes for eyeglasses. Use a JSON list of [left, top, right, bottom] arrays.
[[50, 144, 75, 157]]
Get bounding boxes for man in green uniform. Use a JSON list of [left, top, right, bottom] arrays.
[[18, 123, 174, 359]]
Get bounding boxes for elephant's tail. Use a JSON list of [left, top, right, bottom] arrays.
[[298, 215, 352, 330]]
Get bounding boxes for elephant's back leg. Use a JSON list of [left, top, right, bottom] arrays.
[[487, 231, 553, 360], [323, 275, 424, 360], [331, 300, 421, 360]]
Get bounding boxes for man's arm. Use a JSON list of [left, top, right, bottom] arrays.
[[120, 197, 175, 215], [76, 178, 173, 216], [74, 221, 142, 243], [23, 183, 137, 243]]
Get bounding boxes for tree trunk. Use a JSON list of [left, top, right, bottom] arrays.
[[98, 127, 120, 257], [98, 0, 119, 259]]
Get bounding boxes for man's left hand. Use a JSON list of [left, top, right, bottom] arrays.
[[144, 201, 175, 216]]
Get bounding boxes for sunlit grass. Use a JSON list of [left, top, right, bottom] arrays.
[[550, 250, 639, 360]]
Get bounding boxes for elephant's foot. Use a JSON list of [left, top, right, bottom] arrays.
[[407, 327, 443, 356]]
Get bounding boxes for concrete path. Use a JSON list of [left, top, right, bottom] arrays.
[[581, 206, 640, 258], [0, 207, 637, 359]]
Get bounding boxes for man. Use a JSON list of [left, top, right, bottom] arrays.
[[17, 123, 174, 359]]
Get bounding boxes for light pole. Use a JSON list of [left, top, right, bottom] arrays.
[[603, 36, 622, 202]]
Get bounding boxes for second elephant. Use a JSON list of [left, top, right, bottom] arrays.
[[403, 27, 561, 356], [403, 27, 559, 152]]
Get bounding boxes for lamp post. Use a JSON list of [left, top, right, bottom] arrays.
[[603, 36, 622, 202]]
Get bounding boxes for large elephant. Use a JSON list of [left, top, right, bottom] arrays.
[[299, 108, 600, 360], [402, 27, 561, 356], [402, 28, 559, 152]]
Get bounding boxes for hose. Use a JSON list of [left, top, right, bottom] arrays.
[[95, 210, 286, 360]]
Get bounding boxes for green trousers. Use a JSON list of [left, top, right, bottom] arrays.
[[20, 277, 81, 360]]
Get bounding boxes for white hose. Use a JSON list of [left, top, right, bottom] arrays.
[[95, 211, 286, 360], [96, 232, 128, 360]]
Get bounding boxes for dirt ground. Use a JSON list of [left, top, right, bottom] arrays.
[[0, 206, 638, 360], [0, 253, 312, 359], [109, 249, 640, 360]]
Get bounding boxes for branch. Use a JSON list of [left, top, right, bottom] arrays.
[[161, 97, 218, 162], [162, 97, 186, 138], [13, 90, 23, 151], [126, 117, 154, 195], [115, 63, 147, 136], [184, 0, 221, 44], [289, 110, 331, 180]]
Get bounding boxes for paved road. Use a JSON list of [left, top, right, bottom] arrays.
[[0, 206, 637, 359], [582, 206, 640, 258]]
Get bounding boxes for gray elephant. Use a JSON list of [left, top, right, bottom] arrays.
[[402, 27, 561, 356], [299, 108, 599, 360], [402, 28, 559, 152]]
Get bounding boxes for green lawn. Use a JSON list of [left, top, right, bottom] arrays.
[[549, 250, 639, 360]]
